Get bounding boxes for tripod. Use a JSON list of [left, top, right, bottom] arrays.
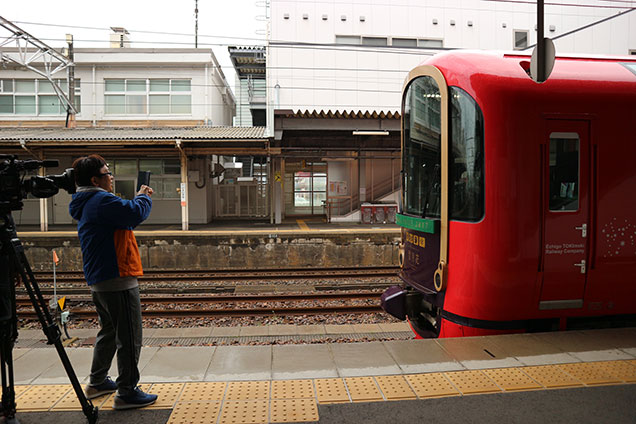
[[0, 212, 98, 423]]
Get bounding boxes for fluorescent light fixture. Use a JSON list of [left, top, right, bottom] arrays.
[[352, 130, 389, 136]]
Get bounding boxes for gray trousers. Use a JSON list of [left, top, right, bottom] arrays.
[[89, 287, 142, 396]]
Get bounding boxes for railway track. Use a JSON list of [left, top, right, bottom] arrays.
[[16, 291, 384, 320], [30, 266, 399, 284]]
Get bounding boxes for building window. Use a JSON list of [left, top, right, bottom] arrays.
[[392, 38, 417, 47], [104, 79, 192, 115], [514, 30, 529, 50], [0, 79, 81, 115], [106, 158, 181, 200], [630, 50, 636, 55], [362, 36, 388, 46], [337, 36, 443, 48], [418, 39, 443, 48], [335, 35, 361, 45]]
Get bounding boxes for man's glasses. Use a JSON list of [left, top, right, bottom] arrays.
[[97, 172, 113, 178]]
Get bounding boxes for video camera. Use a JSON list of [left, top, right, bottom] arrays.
[[0, 154, 76, 212]]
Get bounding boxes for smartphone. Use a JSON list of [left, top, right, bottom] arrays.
[[137, 171, 151, 191]]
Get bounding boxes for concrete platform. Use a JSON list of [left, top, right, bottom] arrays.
[[8, 326, 636, 423]]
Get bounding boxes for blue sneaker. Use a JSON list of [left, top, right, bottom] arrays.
[[113, 387, 158, 410], [85, 376, 117, 399]]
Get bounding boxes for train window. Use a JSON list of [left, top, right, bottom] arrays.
[[514, 30, 528, 50], [449, 87, 484, 222], [549, 134, 579, 211], [403, 76, 441, 218], [621, 62, 636, 76]]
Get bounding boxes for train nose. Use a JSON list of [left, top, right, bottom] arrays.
[[380, 285, 407, 321]]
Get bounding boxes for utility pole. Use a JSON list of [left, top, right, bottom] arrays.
[[537, 0, 545, 83], [66, 34, 76, 128], [195, 0, 199, 48]]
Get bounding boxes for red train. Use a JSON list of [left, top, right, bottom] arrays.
[[381, 51, 636, 338]]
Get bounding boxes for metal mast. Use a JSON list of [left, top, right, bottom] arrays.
[[0, 16, 77, 118]]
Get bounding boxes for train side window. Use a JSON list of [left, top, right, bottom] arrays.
[[549, 134, 579, 211], [449, 87, 485, 222]]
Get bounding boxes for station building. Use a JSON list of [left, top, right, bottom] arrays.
[[0, 39, 274, 230], [1, 2, 635, 230]]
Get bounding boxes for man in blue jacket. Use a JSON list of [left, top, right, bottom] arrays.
[[69, 154, 157, 410]]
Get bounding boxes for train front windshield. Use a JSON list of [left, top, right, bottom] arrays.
[[403, 77, 484, 222], [403, 77, 442, 219]]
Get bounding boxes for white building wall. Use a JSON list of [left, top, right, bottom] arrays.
[[268, 0, 636, 117]]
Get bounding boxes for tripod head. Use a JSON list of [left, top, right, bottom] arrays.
[[0, 154, 76, 213]]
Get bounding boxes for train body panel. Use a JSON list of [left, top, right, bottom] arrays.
[[388, 52, 636, 337]]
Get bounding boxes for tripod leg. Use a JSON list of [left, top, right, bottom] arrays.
[[3, 219, 98, 423], [0, 320, 18, 423]]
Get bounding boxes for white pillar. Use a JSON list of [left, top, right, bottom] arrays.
[[178, 146, 189, 231], [38, 155, 48, 232]]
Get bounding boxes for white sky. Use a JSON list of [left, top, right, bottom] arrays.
[[1, 0, 267, 94]]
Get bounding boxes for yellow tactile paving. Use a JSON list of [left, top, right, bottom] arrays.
[[179, 381, 226, 401], [344, 377, 383, 402], [483, 367, 543, 391], [444, 370, 502, 395], [220, 400, 269, 424], [592, 360, 636, 383], [51, 388, 110, 411], [226, 381, 270, 400], [270, 398, 319, 423], [14, 385, 30, 398], [558, 362, 623, 385], [521, 365, 583, 388], [17, 384, 70, 411], [313, 378, 350, 404], [271, 379, 315, 399], [405, 373, 460, 398], [374, 375, 417, 400], [167, 401, 221, 424], [146, 383, 185, 409]]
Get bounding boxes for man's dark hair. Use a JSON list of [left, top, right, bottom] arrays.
[[72, 155, 107, 187]]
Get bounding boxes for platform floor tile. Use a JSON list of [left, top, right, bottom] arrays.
[[14, 385, 30, 398], [444, 370, 502, 395], [344, 377, 384, 402], [271, 379, 315, 399], [483, 367, 543, 391], [314, 378, 350, 404], [146, 383, 185, 409], [167, 401, 221, 424], [519, 365, 583, 388], [226, 381, 270, 400], [270, 398, 319, 423], [51, 388, 111, 411], [558, 362, 624, 385], [220, 400, 269, 424], [405, 372, 460, 398], [17, 384, 70, 411], [179, 381, 227, 401], [598, 360, 636, 382], [374, 375, 417, 401]]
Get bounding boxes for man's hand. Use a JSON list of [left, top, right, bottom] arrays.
[[137, 185, 154, 197]]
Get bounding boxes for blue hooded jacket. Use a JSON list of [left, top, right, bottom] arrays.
[[69, 189, 151, 285]]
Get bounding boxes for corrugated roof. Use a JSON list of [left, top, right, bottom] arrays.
[[278, 110, 401, 119], [0, 126, 267, 142]]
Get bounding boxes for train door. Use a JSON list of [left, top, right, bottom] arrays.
[[539, 121, 590, 309]]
